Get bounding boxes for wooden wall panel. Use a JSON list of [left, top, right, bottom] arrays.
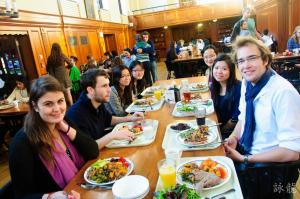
[[44, 28, 68, 56], [134, 0, 243, 30], [254, 0, 289, 52], [28, 30, 47, 76], [289, 0, 300, 34], [88, 32, 102, 61]]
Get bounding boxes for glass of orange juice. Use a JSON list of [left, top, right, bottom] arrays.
[[154, 90, 162, 100], [157, 159, 176, 189]]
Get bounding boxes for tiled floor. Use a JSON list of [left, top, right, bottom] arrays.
[[1, 62, 300, 198]]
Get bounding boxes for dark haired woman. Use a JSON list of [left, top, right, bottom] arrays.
[[211, 54, 241, 138], [9, 75, 99, 199], [129, 60, 146, 99], [203, 45, 217, 87], [0, 75, 29, 104], [105, 65, 133, 116], [46, 43, 73, 105]]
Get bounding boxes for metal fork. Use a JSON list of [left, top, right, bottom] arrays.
[[204, 188, 235, 199]]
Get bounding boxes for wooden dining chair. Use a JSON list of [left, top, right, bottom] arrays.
[[164, 60, 174, 79]]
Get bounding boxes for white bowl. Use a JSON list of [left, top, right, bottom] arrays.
[[112, 175, 149, 199]]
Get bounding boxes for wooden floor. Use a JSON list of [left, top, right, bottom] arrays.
[[0, 61, 300, 198]]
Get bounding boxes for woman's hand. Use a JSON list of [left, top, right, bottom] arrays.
[[56, 120, 70, 133], [111, 129, 134, 141]]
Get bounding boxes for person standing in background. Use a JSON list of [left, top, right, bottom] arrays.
[[142, 31, 158, 82], [231, 7, 261, 42], [133, 34, 152, 87], [46, 43, 73, 105], [68, 56, 81, 102]]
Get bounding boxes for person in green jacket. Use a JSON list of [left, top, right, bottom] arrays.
[[68, 56, 81, 101]]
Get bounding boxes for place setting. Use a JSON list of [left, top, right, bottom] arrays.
[[125, 94, 165, 113], [154, 154, 243, 199], [82, 157, 150, 199], [189, 82, 209, 92], [172, 90, 214, 117], [163, 108, 222, 151], [106, 119, 159, 148]]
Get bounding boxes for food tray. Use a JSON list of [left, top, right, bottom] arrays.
[[106, 119, 159, 148], [155, 156, 244, 199], [172, 99, 214, 117], [162, 119, 221, 151]]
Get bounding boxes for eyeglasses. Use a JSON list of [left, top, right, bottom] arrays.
[[132, 69, 144, 72], [236, 55, 261, 66]]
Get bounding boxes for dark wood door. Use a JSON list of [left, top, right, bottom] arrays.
[[104, 34, 117, 53]]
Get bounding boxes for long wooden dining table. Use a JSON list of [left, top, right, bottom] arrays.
[[0, 102, 29, 116], [64, 76, 225, 199]]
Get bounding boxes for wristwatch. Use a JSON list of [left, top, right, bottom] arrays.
[[243, 155, 249, 164]]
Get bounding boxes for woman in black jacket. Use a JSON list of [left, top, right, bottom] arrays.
[[9, 75, 99, 199]]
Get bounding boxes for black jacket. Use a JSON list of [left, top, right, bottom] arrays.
[[9, 118, 99, 199]]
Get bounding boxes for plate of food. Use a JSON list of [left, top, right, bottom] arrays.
[[118, 124, 143, 136], [189, 83, 209, 92], [177, 158, 231, 190], [84, 157, 134, 185], [176, 103, 197, 113], [0, 103, 14, 110], [141, 86, 165, 96], [133, 97, 159, 107], [169, 122, 192, 133], [176, 126, 217, 147]]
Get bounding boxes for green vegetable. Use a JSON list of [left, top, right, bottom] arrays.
[[180, 128, 196, 139], [91, 159, 109, 169], [177, 104, 196, 112], [154, 184, 201, 199]]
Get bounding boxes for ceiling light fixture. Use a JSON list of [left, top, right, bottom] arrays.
[[164, 26, 168, 29]]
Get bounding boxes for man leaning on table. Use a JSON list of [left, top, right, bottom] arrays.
[[67, 69, 144, 149], [224, 36, 300, 196]]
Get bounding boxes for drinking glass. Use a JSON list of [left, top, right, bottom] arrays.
[[154, 90, 162, 100], [165, 148, 182, 167], [182, 91, 191, 103], [195, 107, 206, 126], [157, 159, 176, 189]]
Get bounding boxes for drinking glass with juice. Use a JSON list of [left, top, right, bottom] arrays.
[[157, 159, 176, 189], [154, 90, 162, 100]]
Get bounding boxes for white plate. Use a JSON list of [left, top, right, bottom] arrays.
[[112, 175, 149, 199], [106, 120, 159, 148], [84, 157, 134, 185], [172, 99, 214, 117], [168, 121, 193, 133], [189, 83, 209, 92], [176, 128, 217, 147], [176, 158, 231, 190], [141, 86, 161, 96], [0, 103, 14, 110], [162, 119, 221, 151], [116, 123, 144, 136], [133, 97, 159, 107]]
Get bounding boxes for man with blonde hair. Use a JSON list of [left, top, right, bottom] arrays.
[[225, 36, 300, 198]]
